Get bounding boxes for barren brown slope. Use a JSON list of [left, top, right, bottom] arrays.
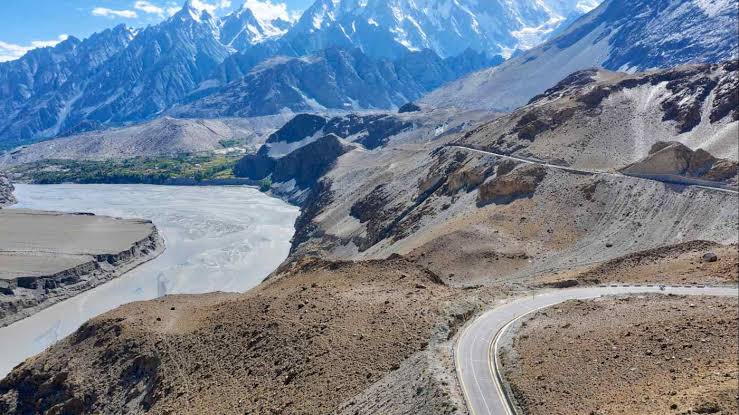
[[292, 139, 738, 288], [455, 62, 738, 167], [499, 295, 739, 415], [0, 115, 291, 167], [285, 63, 739, 288], [548, 240, 739, 287], [0, 256, 478, 415]]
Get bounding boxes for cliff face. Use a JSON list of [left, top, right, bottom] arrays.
[[0, 210, 164, 327], [0, 173, 15, 207]]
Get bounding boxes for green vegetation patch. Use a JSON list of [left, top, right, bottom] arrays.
[[10, 154, 242, 184]]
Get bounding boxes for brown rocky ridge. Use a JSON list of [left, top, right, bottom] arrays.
[[0, 256, 479, 415]]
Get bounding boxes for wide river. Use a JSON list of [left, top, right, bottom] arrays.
[[0, 184, 299, 377]]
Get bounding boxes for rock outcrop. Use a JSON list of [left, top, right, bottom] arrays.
[[621, 141, 738, 189], [233, 112, 417, 201], [235, 134, 351, 201], [398, 103, 422, 113], [0, 173, 14, 207], [477, 164, 547, 206], [456, 62, 739, 169]]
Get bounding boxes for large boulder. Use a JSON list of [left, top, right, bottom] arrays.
[[621, 141, 738, 186], [477, 164, 547, 206], [272, 134, 350, 188], [398, 102, 421, 113]]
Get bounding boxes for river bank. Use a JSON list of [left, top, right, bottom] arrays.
[[0, 209, 164, 327], [0, 184, 299, 377]]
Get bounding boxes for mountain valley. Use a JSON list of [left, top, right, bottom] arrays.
[[0, 0, 737, 414]]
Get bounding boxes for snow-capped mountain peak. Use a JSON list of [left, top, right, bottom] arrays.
[[242, 0, 297, 36], [220, 0, 298, 48], [285, 0, 603, 59], [179, 0, 209, 22], [423, 0, 739, 112]]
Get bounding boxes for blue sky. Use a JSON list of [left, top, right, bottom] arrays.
[[0, 0, 313, 61]]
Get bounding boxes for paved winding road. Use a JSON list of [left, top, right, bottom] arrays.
[[447, 145, 739, 195], [455, 285, 739, 415]]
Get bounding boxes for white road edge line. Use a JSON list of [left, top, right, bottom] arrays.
[[456, 286, 739, 415], [447, 145, 739, 195]]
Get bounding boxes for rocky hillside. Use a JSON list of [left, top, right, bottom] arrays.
[[172, 47, 500, 118], [0, 256, 470, 415], [292, 141, 737, 286], [455, 62, 738, 168], [423, 0, 739, 111], [0, 115, 292, 168], [281, 64, 738, 286], [232, 108, 497, 202], [0, 173, 14, 207]]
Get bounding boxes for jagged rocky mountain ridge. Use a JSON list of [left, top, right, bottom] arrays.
[[424, 0, 739, 111], [220, 0, 600, 71], [0, 0, 597, 146], [172, 47, 501, 118], [0, 25, 136, 149]]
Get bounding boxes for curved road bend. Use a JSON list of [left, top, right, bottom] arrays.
[[455, 285, 739, 415]]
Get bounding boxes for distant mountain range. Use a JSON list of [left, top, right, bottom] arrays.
[[0, 0, 596, 147], [231, 0, 600, 61], [1, 0, 737, 149], [171, 47, 501, 118], [423, 0, 739, 111]]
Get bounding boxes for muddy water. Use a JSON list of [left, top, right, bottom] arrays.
[[0, 184, 298, 377]]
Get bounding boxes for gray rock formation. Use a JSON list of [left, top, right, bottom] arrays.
[[172, 47, 501, 118], [455, 62, 739, 168], [621, 141, 738, 189], [0, 173, 15, 207]]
